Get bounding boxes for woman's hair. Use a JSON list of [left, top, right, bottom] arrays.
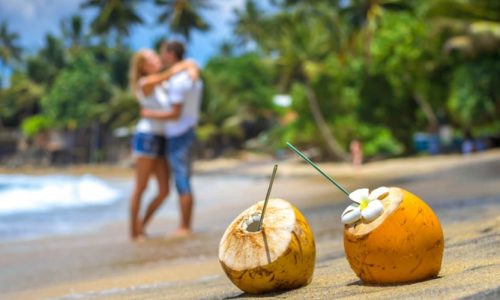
[[128, 49, 149, 93]]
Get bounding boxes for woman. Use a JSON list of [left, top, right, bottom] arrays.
[[128, 49, 198, 241]]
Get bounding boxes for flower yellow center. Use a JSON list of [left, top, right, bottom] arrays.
[[360, 198, 369, 210]]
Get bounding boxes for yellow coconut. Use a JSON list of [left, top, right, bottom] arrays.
[[219, 198, 316, 294], [343, 187, 444, 284]]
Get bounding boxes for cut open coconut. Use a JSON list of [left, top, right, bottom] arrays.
[[219, 198, 315, 294], [344, 187, 444, 284]]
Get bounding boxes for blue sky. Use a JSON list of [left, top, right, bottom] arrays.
[[0, 0, 246, 65]]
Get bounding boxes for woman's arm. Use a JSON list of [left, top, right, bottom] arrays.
[[140, 60, 199, 96], [141, 104, 183, 121]]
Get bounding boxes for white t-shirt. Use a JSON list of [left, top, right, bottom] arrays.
[[163, 71, 203, 137], [135, 81, 169, 135]]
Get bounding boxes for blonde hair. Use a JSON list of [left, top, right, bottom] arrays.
[[128, 49, 150, 93]]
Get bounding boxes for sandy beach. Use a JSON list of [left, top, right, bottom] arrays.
[[1, 150, 499, 299]]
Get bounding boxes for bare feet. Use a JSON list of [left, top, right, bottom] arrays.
[[132, 233, 148, 243], [169, 228, 192, 238]]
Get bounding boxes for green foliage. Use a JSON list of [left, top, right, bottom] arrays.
[[60, 15, 86, 48], [26, 34, 67, 86], [2, 0, 500, 161], [203, 53, 277, 123], [0, 21, 22, 88], [0, 73, 45, 126], [41, 53, 112, 127], [371, 12, 427, 85], [234, 0, 265, 47], [427, 0, 500, 23], [156, 0, 211, 41], [448, 57, 500, 128], [0, 21, 22, 64], [81, 0, 143, 45], [21, 114, 54, 137], [105, 87, 139, 128], [196, 123, 218, 143], [355, 124, 405, 157], [108, 48, 133, 88]]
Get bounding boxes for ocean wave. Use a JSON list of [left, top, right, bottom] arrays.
[[0, 174, 122, 215]]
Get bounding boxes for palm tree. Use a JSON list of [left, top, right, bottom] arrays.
[[342, 1, 445, 133], [427, 0, 500, 23], [218, 40, 234, 57], [155, 0, 211, 41], [271, 6, 350, 160], [0, 22, 22, 88], [61, 15, 86, 48], [41, 34, 66, 70], [340, 0, 412, 65], [420, 0, 500, 131], [234, 0, 263, 47], [81, 0, 143, 46], [26, 34, 66, 86], [425, 0, 500, 132], [427, 0, 500, 55], [0, 73, 45, 126], [232, 2, 349, 159]]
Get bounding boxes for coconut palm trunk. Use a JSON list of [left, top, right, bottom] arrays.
[[304, 77, 349, 161], [90, 121, 100, 163], [413, 92, 438, 133]]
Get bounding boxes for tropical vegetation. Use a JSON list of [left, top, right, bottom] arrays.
[[0, 0, 498, 163]]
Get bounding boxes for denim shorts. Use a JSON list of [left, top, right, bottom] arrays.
[[168, 128, 196, 195], [132, 132, 167, 158]]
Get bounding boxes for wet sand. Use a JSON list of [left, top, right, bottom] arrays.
[[1, 150, 499, 299]]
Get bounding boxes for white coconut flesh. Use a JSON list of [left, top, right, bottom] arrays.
[[345, 187, 403, 236], [219, 198, 296, 271]]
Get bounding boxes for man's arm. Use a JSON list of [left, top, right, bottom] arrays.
[[146, 73, 192, 120], [141, 104, 183, 121], [141, 60, 198, 96]]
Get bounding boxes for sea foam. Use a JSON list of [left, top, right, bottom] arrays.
[[0, 174, 121, 215]]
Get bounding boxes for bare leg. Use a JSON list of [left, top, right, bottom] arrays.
[[129, 156, 156, 240], [142, 158, 170, 231], [175, 192, 193, 236]]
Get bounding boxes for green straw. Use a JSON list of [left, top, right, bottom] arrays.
[[287, 142, 350, 196], [257, 164, 278, 231]]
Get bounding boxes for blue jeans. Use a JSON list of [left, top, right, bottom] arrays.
[[167, 128, 195, 195], [132, 132, 166, 158]]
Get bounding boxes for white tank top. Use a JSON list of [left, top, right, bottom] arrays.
[[135, 81, 168, 135]]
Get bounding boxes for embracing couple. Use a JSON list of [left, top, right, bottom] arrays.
[[128, 41, 202, 241]]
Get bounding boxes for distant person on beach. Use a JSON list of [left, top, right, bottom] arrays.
[[128, 49, 198, 241], [350, 139, 363, 167], [142, 40, 203, 237], [462, 131, 475, 155]]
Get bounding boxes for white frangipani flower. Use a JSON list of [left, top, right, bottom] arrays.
[[341, 187, 389, 224]]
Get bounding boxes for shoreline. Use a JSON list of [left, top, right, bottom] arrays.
[[1, 150, 499, 299], [1, 148, 499, 180]]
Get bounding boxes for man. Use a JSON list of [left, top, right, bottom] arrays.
[[142, 40, 202, 236]]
